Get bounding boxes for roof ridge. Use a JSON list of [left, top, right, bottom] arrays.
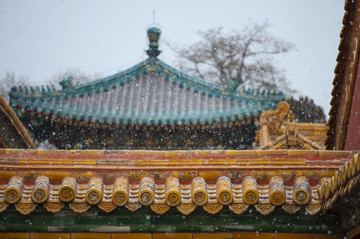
[[74, 58, 151, 89], [157, 59, 226, 90]]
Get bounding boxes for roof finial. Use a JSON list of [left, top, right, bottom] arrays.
[[146, 26, 161, 58]]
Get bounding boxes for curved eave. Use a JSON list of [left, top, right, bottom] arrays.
[[15, 107, 261, 130], [12, 93, 280, 126], [10, 57, 284, 104]]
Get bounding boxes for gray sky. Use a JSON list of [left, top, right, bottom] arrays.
[[0, 0, 344, 115]]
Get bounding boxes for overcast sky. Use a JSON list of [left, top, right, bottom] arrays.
[[0, 0, 344, 115]]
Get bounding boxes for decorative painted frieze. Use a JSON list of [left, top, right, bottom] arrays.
[[0, 149, 353, 216]]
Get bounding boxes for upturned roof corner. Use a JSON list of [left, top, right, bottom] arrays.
[[255, 101, 328, 150]]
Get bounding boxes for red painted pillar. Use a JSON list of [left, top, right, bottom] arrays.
[[345, 54, 360, 150]]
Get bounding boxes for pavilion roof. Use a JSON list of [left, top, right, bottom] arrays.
[[9, 28, 284, 128]]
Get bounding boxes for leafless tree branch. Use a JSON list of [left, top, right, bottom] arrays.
[[172, 23, 295, 92]]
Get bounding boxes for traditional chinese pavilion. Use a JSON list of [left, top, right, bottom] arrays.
[[9, 27, 283, 150], [1, 1, 360, 238]]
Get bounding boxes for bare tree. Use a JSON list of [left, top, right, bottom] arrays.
[[174, 23, 294, 92], [49, 67, 99, 88], [172, 23, 327, 122], [0, 72, 29, 103]]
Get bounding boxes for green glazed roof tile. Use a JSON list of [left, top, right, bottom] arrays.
[[9, 57, 284, 127]]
